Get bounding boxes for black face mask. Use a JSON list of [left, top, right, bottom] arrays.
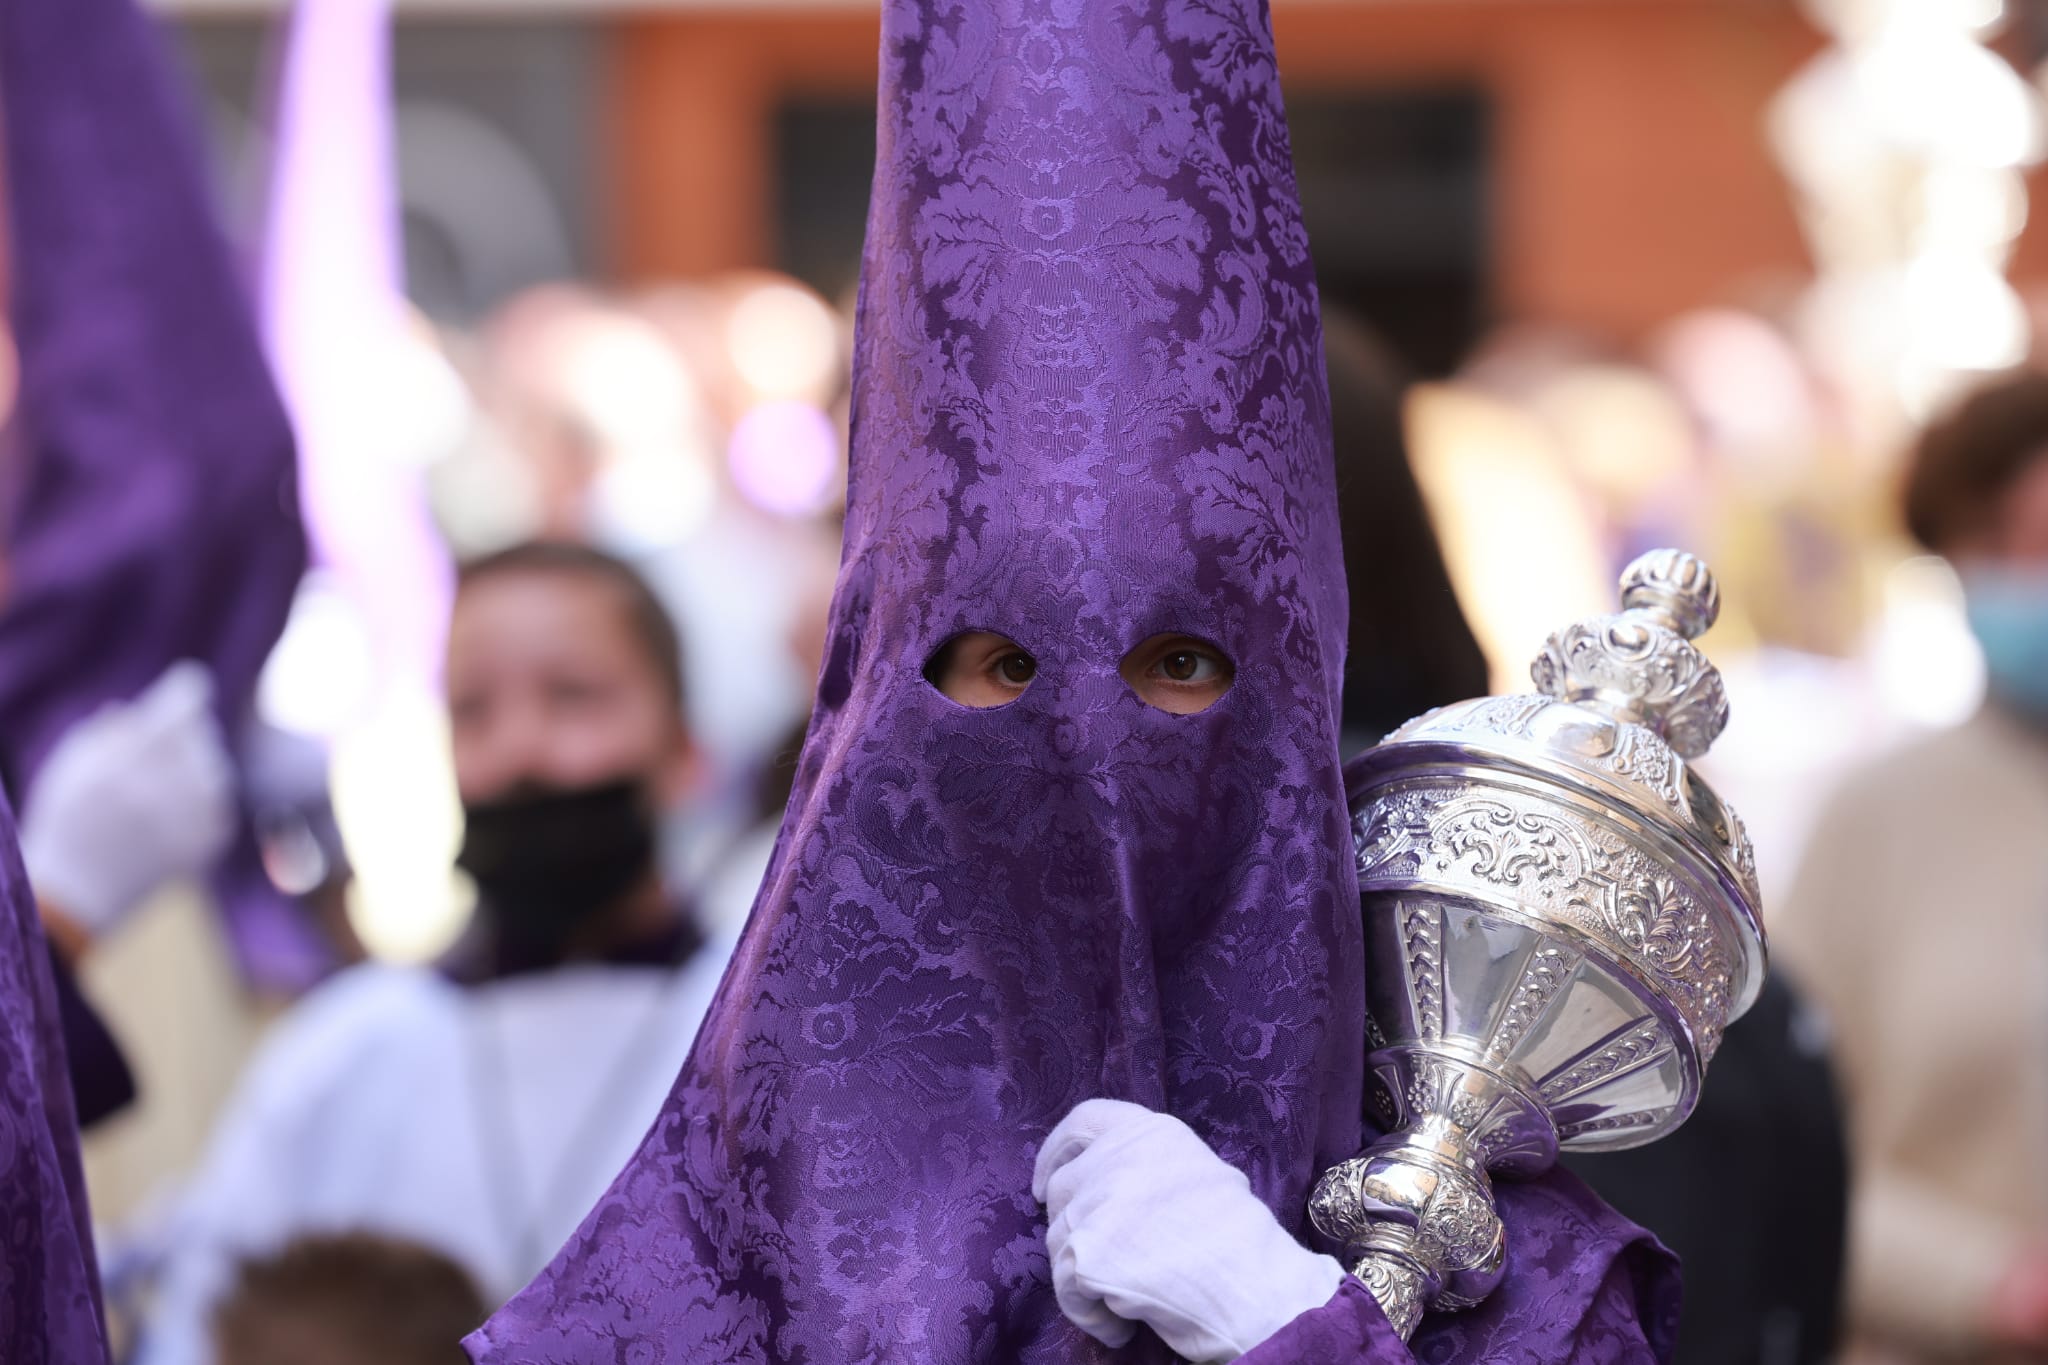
[[455, 777, 659, 960]]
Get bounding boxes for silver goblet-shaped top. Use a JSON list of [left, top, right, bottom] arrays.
[[1309, 550, 1766, 1336]]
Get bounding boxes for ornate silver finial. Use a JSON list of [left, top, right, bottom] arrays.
[[1619, 549, 1720, 640], [1529, 551, 1729, 760]]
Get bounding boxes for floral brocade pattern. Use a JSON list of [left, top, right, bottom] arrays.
[[468, 1, 1672, 1361], [0, 795, 109, 1365]]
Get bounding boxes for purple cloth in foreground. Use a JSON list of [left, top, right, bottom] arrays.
[[1239, 1175, 1680, 1364], [46, 949, 135, 1128], [0, 792, 111, 1365], [0, 0, 319, 989], [469, 1, 1674, 1360]]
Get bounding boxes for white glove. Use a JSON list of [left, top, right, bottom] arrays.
[[1034, 1098, 1348, 1363], [19, 662, 236, 935]]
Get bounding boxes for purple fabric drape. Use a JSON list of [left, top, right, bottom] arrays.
[[46, 949, 135, 1128], [1234, 1175, 1678, 1363], [0, 789, 110, 1365], [468, 2, 1676, 1360], [0, 0, 318, 989]]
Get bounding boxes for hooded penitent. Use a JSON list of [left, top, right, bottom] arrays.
[[471, 2, 1675, 1360], [0, 791, 109, 1365], [0, 0, 317, 989]]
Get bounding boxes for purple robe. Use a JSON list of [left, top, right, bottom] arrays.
[[46, 950, 135, 1128], [0, 791, 111, 1365], [0, 0, 319, 990], [469, 1, 1678, 1360]]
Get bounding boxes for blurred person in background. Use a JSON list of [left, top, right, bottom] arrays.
[[213, 1233, 485, 1365], [1, 0, 318, 1260], [1776, 369, 2048, 1364], [133, 543, 730, 1365], [464, 284, 842, 937], [0, 0, 314, 997], [0, 781, 112, 1363], [14, 662, 239, 1129], [1323, 309, 1491, 750]]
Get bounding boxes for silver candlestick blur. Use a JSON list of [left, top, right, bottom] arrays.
[[1308, 549, 1767, 1338]]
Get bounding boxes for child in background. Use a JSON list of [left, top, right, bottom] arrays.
[[138, 544, 730, 1365], [214, 1233, 484, 1365]]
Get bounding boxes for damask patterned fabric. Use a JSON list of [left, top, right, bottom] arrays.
[[0, 791, 110, 1365], [468, 1, 1675, 1360]]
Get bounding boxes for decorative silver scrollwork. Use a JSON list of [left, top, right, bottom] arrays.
[[1353, 1257, 1426, 1340], [1530, 549, 1728, 760], [1540, 1019, 1673, 1105], [1326, 551, 1766, 1338], [1356, 779, 1739, 1066], [1399, 903, 1445, 1042], [1432, 800, 1584, 889], [1490, 944, 1581, 1060], [1556, 1107, 1676, 1142]]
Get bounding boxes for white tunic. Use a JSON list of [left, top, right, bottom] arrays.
[[134, 946, 728, 1365]]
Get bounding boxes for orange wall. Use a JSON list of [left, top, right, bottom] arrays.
[[608, 2, 1824, 342], [1269, 2, 1823, 336], [608, 14, 877, 287]]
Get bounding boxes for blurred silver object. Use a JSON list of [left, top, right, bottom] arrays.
[[1308, 549, 1767, 1338]]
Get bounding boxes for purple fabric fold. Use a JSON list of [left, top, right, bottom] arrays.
[[1240, 1174, 1679, 1363], [46, 947, 135, 1128], [0, 790, 111, 1365], [468, 1, 1674, 1360], [0, 0, 319, 989], [1236, 1280, 1411, 1362]]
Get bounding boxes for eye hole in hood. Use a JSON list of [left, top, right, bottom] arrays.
[[924, 631, 1038, 709], [1119, 634, 1236, 715]]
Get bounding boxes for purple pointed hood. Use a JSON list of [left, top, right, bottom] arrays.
[[470, 2, 1675, 1361], [0, 791, 110, 1364], [0, 0, 318, 987], [473, 2, 1358, 1358]]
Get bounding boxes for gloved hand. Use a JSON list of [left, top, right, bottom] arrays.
[[1034, 1097, 1349, 1363], [19, 662, 236, 937]]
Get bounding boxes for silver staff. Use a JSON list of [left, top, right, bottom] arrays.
[[1309, 549, 1767, 1337]]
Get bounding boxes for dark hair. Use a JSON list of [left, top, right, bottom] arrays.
[[457, 541, 685, 709], [212, 1232, 486, 1365], [1904, 369, 2048, 554], [1324, 308, 1490, 744]]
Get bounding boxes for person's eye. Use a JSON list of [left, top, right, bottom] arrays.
[[1154, 649, 1222, 684], [549, 678, 611, 709], [1119, 633, 1236, 715], [996, 651, 1037, 686], [925, 631, 1036, 708]]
